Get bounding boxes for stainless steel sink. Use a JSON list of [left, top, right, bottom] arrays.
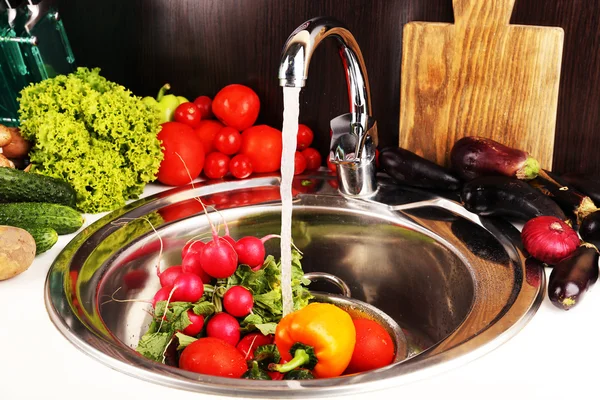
[[45, 171, 543, 398]]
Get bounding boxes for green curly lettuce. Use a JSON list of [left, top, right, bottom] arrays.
[[18, 67, 163, 213]]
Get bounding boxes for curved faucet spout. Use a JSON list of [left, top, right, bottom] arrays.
[[278, 17, 372, 116]]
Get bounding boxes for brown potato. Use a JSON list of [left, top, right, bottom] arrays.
[[0, 154, 15, 168], [0, 226, 36, 281], [0, 125, 11, 147], [1, 127, 31, 159]]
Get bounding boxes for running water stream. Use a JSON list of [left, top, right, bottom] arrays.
[[280, 87, 301, 316]]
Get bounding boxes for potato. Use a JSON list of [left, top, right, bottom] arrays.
[[0, 125, 11, 147], [0, 226, 36, 281], [0, 154, 15, 168], [1, 127, 31, 159]]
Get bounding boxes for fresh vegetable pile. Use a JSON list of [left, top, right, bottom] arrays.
[[151, 83, 322, 186], [18, 67, 163, 213], [380, 137, 600, 311], [132, 199, 396, 379]]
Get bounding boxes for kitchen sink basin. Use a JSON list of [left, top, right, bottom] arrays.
[[45, 171, 543, 397]]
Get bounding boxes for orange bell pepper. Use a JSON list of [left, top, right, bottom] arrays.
[[270, 303, 356, 378]]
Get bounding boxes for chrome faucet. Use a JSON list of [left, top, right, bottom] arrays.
[[279, 17, 378, 197]]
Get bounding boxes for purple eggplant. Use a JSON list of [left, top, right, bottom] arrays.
[[450, 137, 541, 181], [529, 171, 598, 225], [548, 245, 599, 310], [558, 173, 600, 205], [580, 210, 600, 249], [461, 176, 566, 222], [380, 147, 462, 191]]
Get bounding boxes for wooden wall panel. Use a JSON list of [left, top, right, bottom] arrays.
[[56, 0, 600, 174]]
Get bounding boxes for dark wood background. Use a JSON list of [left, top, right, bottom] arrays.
[[55, 0, 600, 174]]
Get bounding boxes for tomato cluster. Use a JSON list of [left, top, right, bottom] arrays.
[[156, 84, 323, 186]]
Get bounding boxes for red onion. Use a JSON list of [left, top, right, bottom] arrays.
[[521, 216, 580, 265]]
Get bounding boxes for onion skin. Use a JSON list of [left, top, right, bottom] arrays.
[[548, 245, 599, 311], [521, 216, 580, 265], [450, 137, 540, 181]]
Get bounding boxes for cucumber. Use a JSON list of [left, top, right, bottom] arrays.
[[0, 167, 77, 207], [22, 227, 59, 255], [0, 202, 84, 234]]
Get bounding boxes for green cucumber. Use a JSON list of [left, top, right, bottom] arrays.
[[0, 167, 77, 207], [0, 202, 84, 234], [22, 227, 59, 254]]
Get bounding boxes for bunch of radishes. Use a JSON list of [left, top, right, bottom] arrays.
[[150, 209, 278, 344]]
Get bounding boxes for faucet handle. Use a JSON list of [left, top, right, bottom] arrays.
[[330, 113, 377, 163]]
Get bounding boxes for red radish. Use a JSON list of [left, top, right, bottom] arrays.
[[222, 235, 236, 247], [152, 285, 173, 308], [206, 312, 241, 346], [223, 286, 254, 317], [179, 337, 247, 378], [182, 240, 205, 259], [236, 333, 273, 360], [200, 237, 238, 278], [182, 310, 205, 337], [159, 266, 183, 288], [182, 252, 212, 283], [521, 216, 580, 265], [234, 236, 266, 269], [171, 272, 205, 302], [123, 270, 149, 290]]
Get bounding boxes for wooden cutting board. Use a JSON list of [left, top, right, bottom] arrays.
[[399, 0, 564, 169]]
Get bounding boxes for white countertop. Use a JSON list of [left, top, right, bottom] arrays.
[[1, 183, 598, 400]]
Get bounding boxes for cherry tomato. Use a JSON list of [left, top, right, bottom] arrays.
[[327, 155, 337, 174], [212, 84, 260, 131], [157, 122, 205, 186], [239, 125, 282, 173], [229, 154, 253, 179], [236, 333, 273, 360], [345, 319, 395, 374], [193, 96, 213, 119], [294, 151, 307, 175], [179, 337, 247, 378], [296, 124, 314, 151], [301, 147, 322, 170], [194, 120, 224, 154], [203, 152, 230, 179], [174, 102, 202, 128], [214, 127, 242, 155]]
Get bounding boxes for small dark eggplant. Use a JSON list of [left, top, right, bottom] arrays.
[[558, 173, 600, 205], [529, 171, 598, 225], [450, 136, 541, 181], [380, 147, 462, 191], [461, 176, 566, 222], [548, 245, 599, 310], [580, 210, 600, 249]]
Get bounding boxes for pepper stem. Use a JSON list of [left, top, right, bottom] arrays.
[[156, 83, 171, 101], [269, 349, 310, 373]]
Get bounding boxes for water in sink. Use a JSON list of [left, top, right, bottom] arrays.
[[280, 86, 301, 316]]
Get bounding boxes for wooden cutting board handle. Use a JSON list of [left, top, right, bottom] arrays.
[[453, 0, 516, 27]]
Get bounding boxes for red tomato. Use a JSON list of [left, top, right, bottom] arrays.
[[179, 337, 248, 378], [174, 102, 202, 128], [194, 120, 224, 154], [212, 84, 260, 131], [203, 152, 230, 179], [157, 122, 205, 186], [345, 319, 395, 374], [229, 154, 253, 179], [193, 96, 213, 119], [301, 148, 322, 170], [296, 124, 314, 151], [214, 127, 242, 155], [294, 151, 307, 175], [236, 333, 274, 360], [239, 125, 282, 173], [327, 156, 337, 174]]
